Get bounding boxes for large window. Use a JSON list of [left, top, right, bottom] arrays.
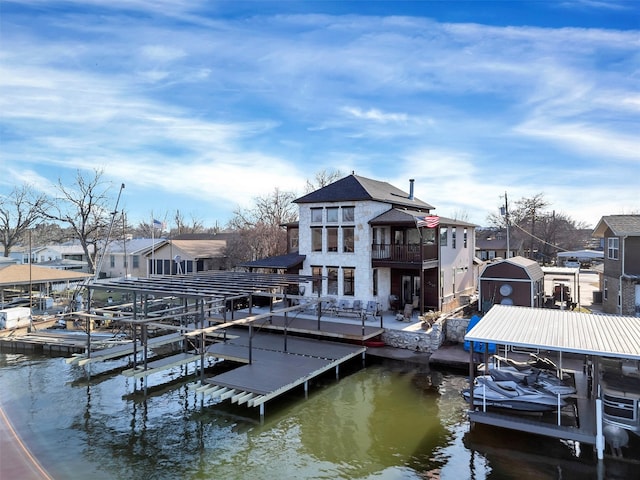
[[343, 227, 354, 253], [312, 266, 322, 294], [343, 267, 355, 296], [311, 208, 323, 223], [342, 206, 355, 222], [132, 255, 139, 268], [326, 207, 339, 223], [327, 227, 338, 252], [312, 227, 323, 252], [440, 227, 448, 246], [608, 237, 619, 260], [327, 267, 339, 295]]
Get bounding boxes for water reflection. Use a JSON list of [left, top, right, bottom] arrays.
[[0, 352, 631, 479]]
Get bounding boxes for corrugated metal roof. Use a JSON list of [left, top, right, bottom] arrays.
[[465, 305, 640, 360]]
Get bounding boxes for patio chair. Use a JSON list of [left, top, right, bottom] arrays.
[[364, 301, 379, 321], [337, 299, 352, 315], [352, 299, 363, 313]]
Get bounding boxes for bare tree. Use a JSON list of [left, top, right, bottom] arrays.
[[41, 169, 115, 274], [304, 169, 343, 193], [172, 210, 205, 235], [0, 185, 49, 257], [486, 193, 589, 261], [228, 187, 298, 229]]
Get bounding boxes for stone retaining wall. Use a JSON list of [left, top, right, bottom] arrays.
[[380, 316, 471, 353]]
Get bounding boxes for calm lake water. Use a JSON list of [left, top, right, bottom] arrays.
[[0, 351, 633, 479]]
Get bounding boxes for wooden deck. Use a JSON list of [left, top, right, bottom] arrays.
[[189, 328, 367, 415]]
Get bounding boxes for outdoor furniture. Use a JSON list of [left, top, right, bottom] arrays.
[[364, 301, 380, 321]]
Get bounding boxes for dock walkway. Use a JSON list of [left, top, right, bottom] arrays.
[[190, 328, 366, 415]]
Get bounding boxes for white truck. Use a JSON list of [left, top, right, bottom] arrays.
[[0, 307, 32, 330]]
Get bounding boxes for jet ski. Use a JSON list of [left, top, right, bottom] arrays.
[[487, 367, 576, 397], [462, 375, 568, 412], [478, 354, 576, 397]]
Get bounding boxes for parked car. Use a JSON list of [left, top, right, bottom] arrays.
[[564, 258, 581, 269]]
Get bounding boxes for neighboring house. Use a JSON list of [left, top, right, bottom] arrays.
[[101, 238, 165, 279], [592, 215, 640, 316], [278, 174, 477, 313], [146, 235, 228, 276], [478, 256, 545, 313], [476, 235, 524, 261]]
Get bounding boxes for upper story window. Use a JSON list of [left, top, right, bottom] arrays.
[[326, 207, 339, 223], [343, 227, 354, 253], [342, 206, 355, 222], [327, 227, 338, 252], [312, 227, 322, 252], [607, 237, 619, 260], [311, 208, 323, 223], [440, 226, 448, 247]]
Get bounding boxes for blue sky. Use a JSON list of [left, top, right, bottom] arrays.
[[1, 1, 638, 229]]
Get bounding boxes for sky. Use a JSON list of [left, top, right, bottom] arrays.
[[1, 1, 638, 230]]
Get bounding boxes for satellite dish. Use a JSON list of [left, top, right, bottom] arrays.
[[174, 255, 181, 263]]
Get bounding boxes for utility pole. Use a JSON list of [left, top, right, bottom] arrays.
[[500, 192, 510, 258]]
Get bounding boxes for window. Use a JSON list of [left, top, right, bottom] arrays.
[[312, 266, 322, 294], [372, 268, 378, 296], [311, 208, 323, 223], [327, 267, 338, 295], [463, 228, 468, 248], [132, 255, 139, 268], [342, 206, 354, 222], [452, 227, 457, 249], [343, 267, 355, 296], [327, 227, 338, 252], [312, 227, 323, 252], [603, 278, 608, 300], [326, 207, 339, 223], [110, 255, 115, 268], [289, 229, 299, 252], [343, 227, 354, 253], [440, 226, 448, 246], [608, 237, 619, 260]]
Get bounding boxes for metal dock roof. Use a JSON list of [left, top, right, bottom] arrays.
[[465, 305, 640, 360]]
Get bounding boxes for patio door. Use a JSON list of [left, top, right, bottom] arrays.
[[401, 275, 421, 306]]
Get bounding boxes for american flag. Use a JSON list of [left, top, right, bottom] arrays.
[[415, 215, 440, 228], [153, 219, 165, 229]]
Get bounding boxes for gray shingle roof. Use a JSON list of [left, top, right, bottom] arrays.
[[294, 174, 435, 210], [593, 215, 640, 237]]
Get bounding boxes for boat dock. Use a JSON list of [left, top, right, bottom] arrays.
[[189, 327, 367, 416]]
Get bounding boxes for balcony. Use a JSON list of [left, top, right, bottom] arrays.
[[371, 243, 438, 268]]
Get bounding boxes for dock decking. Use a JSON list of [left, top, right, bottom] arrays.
[[189, 328, 367, 415]]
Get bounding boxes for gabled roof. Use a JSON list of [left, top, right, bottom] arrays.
[[0, 264, 92, 286], [106, 238, 166, 255], [168, 240, 226, 259], [241, 253, 306, 270], [480, 256, 544, 281], [294, 174, 435, 210], [593, 215, 640, 237], [369, 208, 476, 227]]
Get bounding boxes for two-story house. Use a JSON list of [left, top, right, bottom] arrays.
[[593, 215, 640, 316], [291, 174, 477, 314]]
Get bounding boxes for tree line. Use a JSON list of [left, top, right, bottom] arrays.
[[0, 169, 342, 274]]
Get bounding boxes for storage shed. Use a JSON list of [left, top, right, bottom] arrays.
[[478, 256, 544, 313]]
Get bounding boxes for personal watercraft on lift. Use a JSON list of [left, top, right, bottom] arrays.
[[462, 375, 568, 412], [478, 354, 576, 397]]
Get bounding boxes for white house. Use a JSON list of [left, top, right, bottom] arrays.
[[291, 174, 477, 314]]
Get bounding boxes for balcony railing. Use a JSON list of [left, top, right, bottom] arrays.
[[371, 244, 438, 263]]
